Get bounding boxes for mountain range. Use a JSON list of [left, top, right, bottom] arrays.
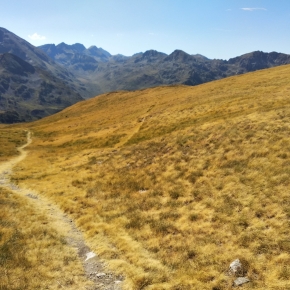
[[40, 42, 290, 96], [1, 26, 290, 123]]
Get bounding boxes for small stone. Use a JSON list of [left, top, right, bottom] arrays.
[[96, 272, 106, 278], [233, 277, 250, 287], [115, 280, 122, 284], [229, 259, 243, 276], [85, 251, 96, 261]]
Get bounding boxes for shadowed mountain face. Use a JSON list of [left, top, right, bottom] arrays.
[[84, 49, 290, 95], [0, 53, 83, 123], [39, 41, 290, 96], [0, 28, 51, 67], [39, 43, 111, 71], [0, 27, 89, 97], [40, 42, 111, 62], [0, 27, 88, 123], [227, 51, 290, 71]]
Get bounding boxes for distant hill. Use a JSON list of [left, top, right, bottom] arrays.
[[0, 53, 83, 123], [38, 41, 290, 96]]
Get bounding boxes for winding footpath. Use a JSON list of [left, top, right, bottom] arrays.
[[0, 131, 123, 290]]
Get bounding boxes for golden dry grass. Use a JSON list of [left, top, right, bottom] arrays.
[[0, 187, 92, 290], [0, 125, 26, 162], [8, 64, 290, 289]]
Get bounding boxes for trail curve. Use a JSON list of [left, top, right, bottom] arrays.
[[0, 131, 123, 290]]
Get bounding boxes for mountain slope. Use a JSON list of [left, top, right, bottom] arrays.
[[38, 39, 290, 96], [0, 27, 90, 94], [11, 64, 290, 289], [82, 49, 290, 95], [0, 53, 83, 123]]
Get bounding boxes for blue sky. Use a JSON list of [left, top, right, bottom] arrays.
[[1, 0, 289, 59]]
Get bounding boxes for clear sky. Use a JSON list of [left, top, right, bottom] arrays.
[[1, 0, 289, 60]]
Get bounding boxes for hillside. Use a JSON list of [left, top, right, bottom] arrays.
[[0, 53, 83, 123], [6, 64, 290, 289], [0, 27, 87, 95], [0, 27, 89, 123], [88, 50, 290, 95]]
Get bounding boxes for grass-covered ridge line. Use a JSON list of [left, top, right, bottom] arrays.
[[10, 64, 290, 289]]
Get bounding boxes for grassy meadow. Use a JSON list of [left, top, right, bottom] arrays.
[[6, 64, 290, 289], [0, 186, 92, 290], [0, 126, 26, 162], [0, 128, 93, 289]]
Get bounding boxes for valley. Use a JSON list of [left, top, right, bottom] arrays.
[[2, 64, 290, 288]]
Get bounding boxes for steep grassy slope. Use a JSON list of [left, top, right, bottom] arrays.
[[11, 64, 290, 289]]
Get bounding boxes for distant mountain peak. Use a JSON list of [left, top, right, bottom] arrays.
[[133, 49, 167, 64], [54, 42, 84, 53], [0, 27, 52, 67], [71, 43, 86, 52], [192, 54, 209, 60], [86, 45, 111, 58], [39, 42, 111, 66], [143, 49, 167, 57], [87, 45, 98, 52], [165, 49, 192, 62]]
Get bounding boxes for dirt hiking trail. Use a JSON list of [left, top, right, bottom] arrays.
[[0, 131, 123, 290]]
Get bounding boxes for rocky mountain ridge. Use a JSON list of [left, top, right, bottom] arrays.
[[0, 53, 83, 123], [0, 27, 87, 95], [39, 42, 290, 96], [1, 26, 290, 123], [0, 27, 85, 123]]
